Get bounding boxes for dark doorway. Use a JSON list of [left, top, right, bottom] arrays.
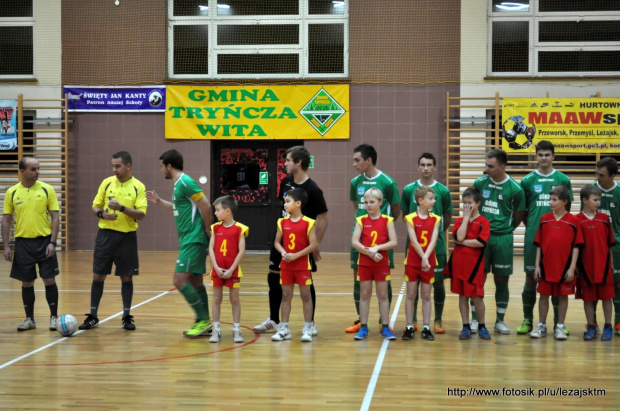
[[212, 140, 297, 251]]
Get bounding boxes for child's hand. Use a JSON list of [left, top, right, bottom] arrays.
[[463, 203, 473, 218], [534, 267, 541, 282], [367, 246, 380, 254], [421, 257, 430, 271], [282, 252, 291, 262], [565, 268, 575, 282], [217, 267, 226, 278], [372, 253, 383, 263], [222, 269, 233, 279]]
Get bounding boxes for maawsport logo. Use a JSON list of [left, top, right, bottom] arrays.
[[299, 88, 346, 136]]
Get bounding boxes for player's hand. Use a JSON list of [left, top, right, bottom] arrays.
[[462, 203, 473, 218], [223, 270, 233, 279], [372, 253, 383, 263], [565, 268, 575, 282], [45, 243, 56, 258], [534, 267, 541, 282], [281, 252, 290, 262], [107, 200, 122, 211], [312, 248, 322, 262], [103, 209, 118, 221], [367, 246, 380, 255], [146, 190, 160, 204], [421, 258, 430, 271], [3, 247, 12, 262]]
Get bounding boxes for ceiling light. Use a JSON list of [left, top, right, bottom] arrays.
[[495, 2, 529, 11]]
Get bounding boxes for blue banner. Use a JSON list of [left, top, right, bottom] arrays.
[[64, 86, 166, 112], [0, 100, 17, 150]]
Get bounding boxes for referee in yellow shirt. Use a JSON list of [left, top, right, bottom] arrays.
[[2, 157, 60, 332], [78, 151, 147, 331]]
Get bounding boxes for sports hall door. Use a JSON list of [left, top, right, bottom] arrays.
[[212, 140, 297, 251]]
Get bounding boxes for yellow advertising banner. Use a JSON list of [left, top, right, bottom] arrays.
[[502, 98, 620, 153], [165, 85, 349, 140]]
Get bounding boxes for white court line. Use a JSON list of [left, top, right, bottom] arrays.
[[0, 290, 171, 371], [360, 281, 407, 411]]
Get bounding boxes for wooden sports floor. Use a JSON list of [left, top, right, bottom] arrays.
[[0, 252, 617, 409]]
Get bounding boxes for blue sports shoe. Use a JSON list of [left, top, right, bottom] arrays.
[[584, 327, 597, 341], [478, 328, 492, 340], [459, 328, 471, 340], [354, 327, 369, 340], [601, 326, 613, 341], [381, 327, 396, 340]]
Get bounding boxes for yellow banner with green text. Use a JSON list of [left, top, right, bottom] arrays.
[[502, 98, 620, 153], [166, 85, 349, 140]]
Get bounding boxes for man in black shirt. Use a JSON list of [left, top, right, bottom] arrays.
[[253, 146, 328, 336]]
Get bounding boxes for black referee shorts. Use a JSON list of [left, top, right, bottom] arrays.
[[10, 236, 59, 282], [93, 229, 139, 276]]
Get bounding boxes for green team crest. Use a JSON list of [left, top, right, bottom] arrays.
[[299, 88, 346, 136]]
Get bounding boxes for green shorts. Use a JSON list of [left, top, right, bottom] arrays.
[[434, 254, 447, 281], [613, 247, 620, 283], [524, 242, 536, 276], [350, 247, 394, 270], [175, 243, 208, 275], [485, 233, 514, 277]]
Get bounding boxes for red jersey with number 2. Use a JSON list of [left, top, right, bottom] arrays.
[[356, 214, 393, 267]]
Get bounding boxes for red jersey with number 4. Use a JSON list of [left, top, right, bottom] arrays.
[[444, 215, 491, 284], [534, 212, 584, 283], [211, 221, 249, 278], [403, 212, 440, 269], [576, 212, 615, 285], [356, 214, 393, 267], [278, 215, 315, 271]]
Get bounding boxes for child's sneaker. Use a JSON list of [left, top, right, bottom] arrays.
[[585, 322, 600, 333], [271, 328, 292, 341], [301, 327, 313, 342], [516, 319, 533, 335], [494, 321, 510, 334], [459, 328, 471, 340], [530, 323, 547, 338], [602, 325, 613, 341], [49, 316, 58, 331], [402, 327, 415, 340], [421, 328, 435, 341], [354, 327, 369, 340], [478, 328, 492, 340], [17, 318, 36, 331], [209, 328, 222, 343], [614, 322, 620, 336], [345, 320, 361, 333], [253, 318, 279, 332], [233, 328, 244, 343], [310, 322, 318, 336], [381, 327, 396, 340], [555, 325, 568, 340], [583, 326, 597, 341], [434, 321, 446, 334], [470, 319, 479, 334]]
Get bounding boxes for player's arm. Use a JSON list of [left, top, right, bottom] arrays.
[[424, 223, 440, 259], [406, 220, 425, 259], [208, 228, 222, 276], [351, 200, 358, 212], [2, 213, 13, 261], [351, 223, 366, 254], [513, 210, 526, 229], [46, 210, 60, 258], [534, 246, 541, 281], [196, 196, 212, 237], [565, 247, 579, 282], [146, 190, 173, 211], [442, 212, 453, 234], [391, 202, 401, 221], [313, 211, 328, 262], [274, 226, 285, 255]]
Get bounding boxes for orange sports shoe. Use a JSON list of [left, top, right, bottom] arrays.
[[434, 321, 446, 334], [345, 320, 361, 333]]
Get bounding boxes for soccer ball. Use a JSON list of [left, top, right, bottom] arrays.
[[56, 314, 79, 337], [502, 115, 536, 150]]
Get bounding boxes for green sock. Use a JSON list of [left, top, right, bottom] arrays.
[[495, 280, 509, 322], [522, 284, 536, 322], [195, 284, 210, 321], [614, 292, 620, 324], [354, 278, 360, 317], [470, 298, 478, 321], [179, 283, 208, 321], [551, 296, 559, 325], [433, 280, 445, 322]]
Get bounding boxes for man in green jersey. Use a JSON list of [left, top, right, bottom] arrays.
[[401, 152, 453, 334], [473, 149, 525, 335], [346, 144, 400, 333], [518, 141, 573, 335], [594, 157, 620, 335], [147, 149, 212, 338]]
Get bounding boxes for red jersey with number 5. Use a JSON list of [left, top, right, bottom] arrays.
[[356, 214, 393, 267], [277, 215, 315, 271], [211, 221, 249, 278], [403, 212, 440, 269]]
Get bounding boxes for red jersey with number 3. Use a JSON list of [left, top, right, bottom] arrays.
[[278, 215, 315, 271], [211, 221, 249, 278], [403, 212, 440, 269], [356, 214, 393, 267], [576, 212, 615, 285], [534, 212, 584, 283], [444, 215, 491, 284]]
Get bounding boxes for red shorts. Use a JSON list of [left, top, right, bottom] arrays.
[[575, 283, 615, 302], [281, 269, 312, 286], [211, 270, 241, 288], [357, 265, 391, 282], [404, 265, 435, 284], [537, 278, 575, 296], [451, 278, 484, 298]]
